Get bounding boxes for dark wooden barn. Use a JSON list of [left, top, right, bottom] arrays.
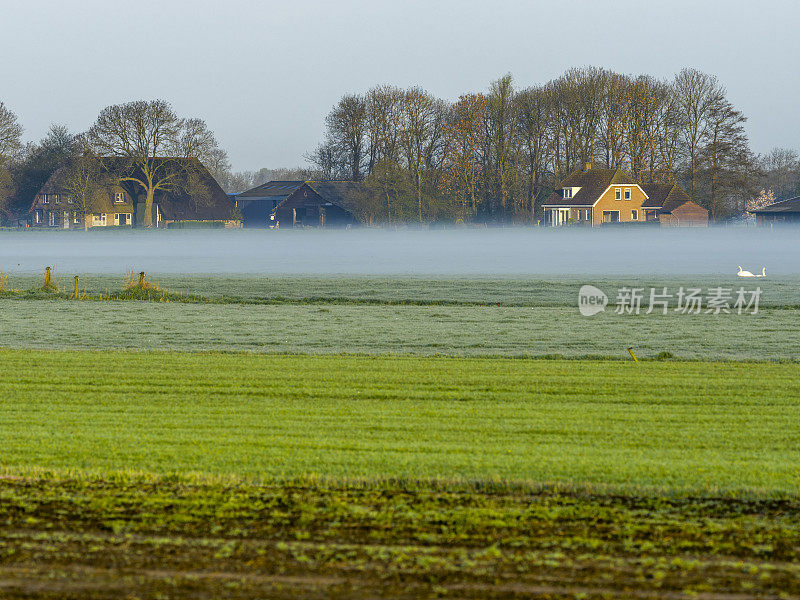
[[234, 181, 305, 228], [751, 196, 800, 225], [273, 182, 361, 228]]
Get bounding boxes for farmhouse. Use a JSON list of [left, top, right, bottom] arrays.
[[29, 158, 240, 229], [542, 166, 707, 227], [234, 180, 305, 228], [750, 196, 800, 225], [272, 181, 361, 228]]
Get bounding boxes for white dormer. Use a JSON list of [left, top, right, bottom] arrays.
[[562, 187, 581, 200]]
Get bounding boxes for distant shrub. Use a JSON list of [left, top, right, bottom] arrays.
[[0, 271, 7, 292], [656, 351, 676, 360]]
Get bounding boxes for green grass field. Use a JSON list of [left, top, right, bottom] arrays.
[[3, 349, 799, 493]]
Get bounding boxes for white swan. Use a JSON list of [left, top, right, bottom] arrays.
[[737, 266, 755, 277], [755, 267, 767, 278]]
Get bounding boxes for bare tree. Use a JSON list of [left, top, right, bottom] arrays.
[[86, 100, 222, 227], [305, 137, 343, 180], [0, 102, 23, 218], [325, 95, 367, 181], [759, 148, 800, 199], [400, 88, 446, 222], [60, 156, 105, 230], [486, 74, 518, 218], [673, 68, 724, 198], [0, 102, 23, 160], [441, 94, 487, 219], [700, 96, 749, 219], [597, 72, 631, 170], [516, 85, 552, 216], [365, 86, 403, 175]]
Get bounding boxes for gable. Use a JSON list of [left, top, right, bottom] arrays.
[[542, 168, 644, 207]]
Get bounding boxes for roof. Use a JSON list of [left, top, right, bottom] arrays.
[[275, 181, 364, 215], [750, 195, 800, 213], [542, 168, 640, 206], [237, 180, 305, 198], [305, 181, 364, 213], [641, 183, 694, 212], [31, 157, 237, 222]]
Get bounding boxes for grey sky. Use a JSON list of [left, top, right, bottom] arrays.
[[2, 0, 798, 171]]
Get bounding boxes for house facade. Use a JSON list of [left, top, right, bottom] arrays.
[[30, 181, 134, 229], [272, 181, 361, 228], [542, 166, 708, 227], [29, 158, 240, 229]]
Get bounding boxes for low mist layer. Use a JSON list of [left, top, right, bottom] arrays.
[[0, 228, 794, 276]]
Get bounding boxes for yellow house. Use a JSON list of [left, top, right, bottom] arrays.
[[542, 167, 649, 226], [541, 166, 707, 227]]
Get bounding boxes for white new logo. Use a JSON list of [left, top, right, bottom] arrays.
[[578, 285, 608, 316]]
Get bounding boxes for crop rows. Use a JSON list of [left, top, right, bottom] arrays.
[[1, 476, 799, 598]]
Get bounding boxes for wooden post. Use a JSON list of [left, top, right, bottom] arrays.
[[74, 276, 79, 299], [44, 267, 51, 289], [138, 271, 145, 288]]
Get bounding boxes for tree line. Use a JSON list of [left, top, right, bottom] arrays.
[[306, 68, 799, 223], [1, 67, 798, 227]]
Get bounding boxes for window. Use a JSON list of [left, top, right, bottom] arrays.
[[114, 213, 129, 226], [602, 210, 620, 223], [54, 195, 60, 204], [631, 209, 638, 221], [114, 192, 125, 203], [614, 188, 621, 200], [101, 213, 107, 226], [35, 210, 41, 224], [585, 209, 590, 221], [563, 187, 573, 199], [74, 212, 80, 224], [48, 212, 56, 226], [575, 209, 581, 221], [67, 195, 74, 204], [42, 194, 49, 204], [624, 188, 631, 200]]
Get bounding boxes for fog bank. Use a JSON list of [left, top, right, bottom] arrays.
[[0, 228, 796, 276]]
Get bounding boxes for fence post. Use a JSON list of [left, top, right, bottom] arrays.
[[138, 271, 145, 288], [74, 276, 79, 299], [44, 267, 51, 289]]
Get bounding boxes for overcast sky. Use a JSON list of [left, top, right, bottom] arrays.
[[1, 0, 798, 172]]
